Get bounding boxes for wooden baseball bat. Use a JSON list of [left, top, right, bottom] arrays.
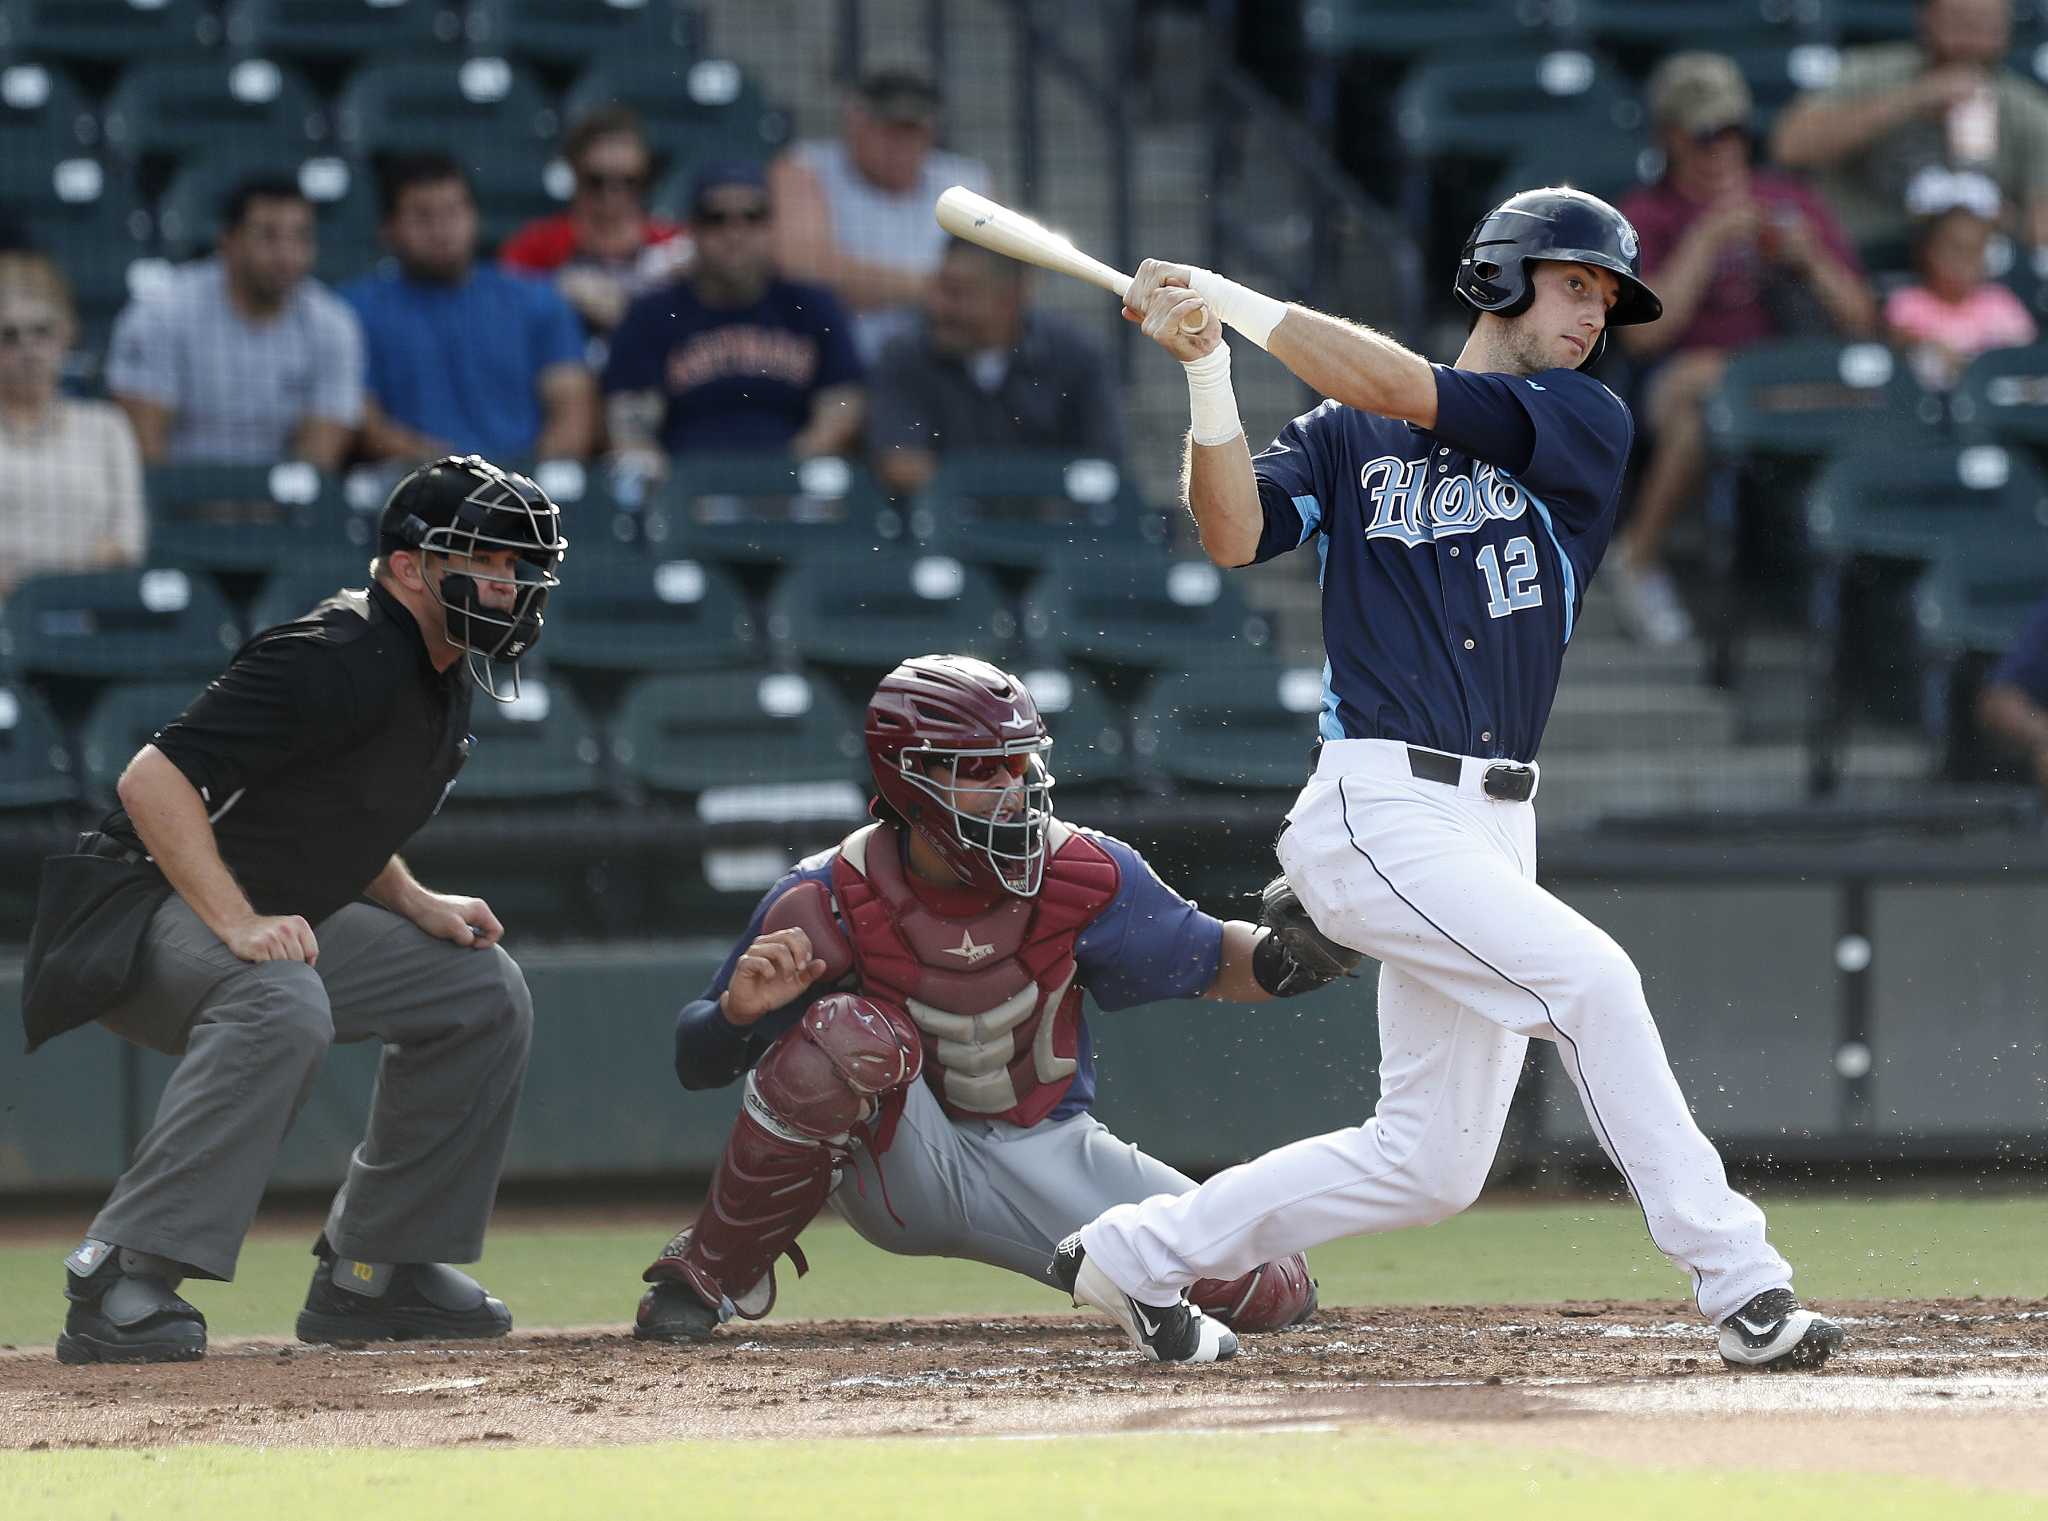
[[934, 185, 1207, 333]]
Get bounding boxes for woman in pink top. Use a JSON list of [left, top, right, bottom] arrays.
[[1885, 199, 2038, 389]]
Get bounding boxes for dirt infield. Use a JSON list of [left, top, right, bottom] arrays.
[[5, 1299, 2047, 1488]]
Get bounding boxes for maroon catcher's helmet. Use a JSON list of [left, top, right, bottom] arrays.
[[865, 654, 1056, 897]]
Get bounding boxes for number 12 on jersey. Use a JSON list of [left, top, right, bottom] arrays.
[[1476, 535, 1542, 619]]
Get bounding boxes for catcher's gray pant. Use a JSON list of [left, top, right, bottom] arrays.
[[830, 1074, 1194, 1281], [88, 895, 533, 1282]]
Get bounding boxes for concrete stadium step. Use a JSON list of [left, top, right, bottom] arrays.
[[1534, 737, 1934, 830], [1540, 681, 1739, 754]]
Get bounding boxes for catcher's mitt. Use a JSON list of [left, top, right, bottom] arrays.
[[1252, 875, 1363, 997]]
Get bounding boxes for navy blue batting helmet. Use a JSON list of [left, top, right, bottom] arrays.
[[1453, 187, 1662, 362]]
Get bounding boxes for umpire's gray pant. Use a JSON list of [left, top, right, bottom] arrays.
[[88, 895, 534, 1282]]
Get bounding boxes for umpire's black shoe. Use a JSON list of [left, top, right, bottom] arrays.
[[1717, 1288, 1844, 1371], [1049, 1232, 1238, 1365], [56, 1240, 207, 1365], [634, 1281, 721, 1344], [295, 1234, 512, 1345]]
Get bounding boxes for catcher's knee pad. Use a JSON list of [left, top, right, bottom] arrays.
[[754, 992, 922, 1142], [1190, 1252, 1317, 1333]]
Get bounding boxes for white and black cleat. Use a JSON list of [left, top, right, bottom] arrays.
[[1049, 1232, 1237, 1365], [1717, 1288, 1843, 1371]]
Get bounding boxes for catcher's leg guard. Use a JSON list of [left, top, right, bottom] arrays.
[[640, 994, 920, 1327], [1190, 1252, 1317, 1332]]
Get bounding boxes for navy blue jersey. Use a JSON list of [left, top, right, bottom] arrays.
[[1991, 593, 2048, 704], [1250, 364, 1634, 762], [671, 826, 1223, 1121]]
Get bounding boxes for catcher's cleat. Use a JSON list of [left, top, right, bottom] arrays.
[[1717, 1288, 1843, 1371], [295, 1234, 512, 1345], [56, 1240, 207, 1365], [1050, 1232, 1237, 1365], [634, 1280, 722, 1343]]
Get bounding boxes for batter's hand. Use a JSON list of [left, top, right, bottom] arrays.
[[722, 927, 830, 1026], [222, 913, 320, 965], [1124, 258, 1221, 362], [412, 892, 505, 949]]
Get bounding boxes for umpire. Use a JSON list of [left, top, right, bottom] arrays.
[[20, 454, 565, 1364]]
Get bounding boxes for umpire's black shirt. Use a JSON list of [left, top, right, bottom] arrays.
[[100, 581, 472, 927]]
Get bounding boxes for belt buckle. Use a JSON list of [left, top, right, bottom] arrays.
[[1481, 763, 1535, 802]]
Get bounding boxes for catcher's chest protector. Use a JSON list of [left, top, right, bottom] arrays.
[[831, 821, 1119, 1127]]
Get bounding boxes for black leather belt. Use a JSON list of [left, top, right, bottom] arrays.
[[1406, 746, 1537, 803], [77, 831, 149, 866]]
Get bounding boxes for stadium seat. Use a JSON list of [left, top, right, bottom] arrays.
[[906, 451, 1169, 572], [1704, 338, 1934, 462], [610, 667, 866, 813], [1394, 52, 1643, 168], [246, 554, 374, 635], [102, 60, 327, 169], [145, 463, 365, 574], [642, 455, 898, 568], [1133, 663, 1328, 793], [1914, 536, 2048, 661], [1485, 131, 1662, 228], [24, 177, 153, 367], [463, 0, 696, 70], [0, 682, 77, 810], [333, 57, 556, 165], [0, 0, 219, 63], [1833, 1, 1922, 42], [0, 568, 241, 683], [223, 0, 464, 64], [1019, 550, 1272, 682], [0, 66, 102, 202], [766, 551, 1014, 681], [1952, 342, 2048, 453], [446, 670, 605, 804], [1720, 43, 1852, 132], [563, 56, 787, 176], [1296, 0, 1551, 61], [1018, 665, 1131, 794], [156, 155, 378, 289], [1557, 0, 1839, 57], [1804, 442, 2048, 566], [466, 151, 570, 257], [544, 552, 758, 674], [77, 678, 210, 800]]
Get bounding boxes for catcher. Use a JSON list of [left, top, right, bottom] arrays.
[[633, 654, 1358, 1360]]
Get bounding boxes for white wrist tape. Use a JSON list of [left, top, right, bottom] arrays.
[[1183, 341, 1242, 446], [1188, 268, 1287, 350]]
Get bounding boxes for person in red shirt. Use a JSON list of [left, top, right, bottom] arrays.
[[1615, 52, 1877, 645], [500, 108, 689, 336]]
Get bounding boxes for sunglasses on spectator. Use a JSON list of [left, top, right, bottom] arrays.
[[696, 205, 770, 227], [0, 320, 59, 346], [1691, 124, 1749, 148], [578, 171, 648, 193]]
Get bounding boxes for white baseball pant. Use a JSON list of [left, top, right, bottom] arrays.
[[1078, 737, 1794, 1324]]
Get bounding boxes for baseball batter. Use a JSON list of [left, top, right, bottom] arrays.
[[1051, 188, 1844, 1371], [633, 654, 1353, 1357]]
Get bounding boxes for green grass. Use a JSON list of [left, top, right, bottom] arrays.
[[1, 1192, 2039, 1349], [3, 1431, 2041, 1521]]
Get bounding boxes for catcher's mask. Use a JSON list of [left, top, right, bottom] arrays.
[[865, 654, 1057, 897], [378, 454, 566, 702]]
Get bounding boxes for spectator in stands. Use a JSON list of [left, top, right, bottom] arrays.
[[867, 237, 1124, 498], [0, 254, 143, 597], [346, 154, 598, 465], [1976, 595, 2048, 793], [602, 163, 862, 472], [1885, 171, 2038, 387], [107, 176, 362, 472], [500, 108, 690, 337], [771, 62, 994, 362], [1614, 52, 1877, 646], [1772, 0, 2048, 255]]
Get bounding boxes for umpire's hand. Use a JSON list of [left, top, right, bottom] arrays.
[[222, 913, 320, 965], [410, 892, 505, 950], [721, 927, 829, 1026]]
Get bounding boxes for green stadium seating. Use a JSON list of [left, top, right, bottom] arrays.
[[1486, 132, 1661, 229], [77, 678, 209, 800], [1704, 338, 1933, 461], [145, 464, 365, 574], [246, 556, 373, 635], [1805, 442, 2048, 565], [0, 66, 102, 201], [544, 552, 758, 674], [1297, 0, 1550, 60], [1393, 52, 1643, 167], [224, 0, 463, 63], [1558, 0, 1837, 55], [1017, 665, 1130, 794], [447, 670, 605, 803], [610, 667, 865, 809], [766, 551, 1013, 678], [1019, 550, 1271, 681], [25, 180, 152, 365], [156, 155, 378, 289], [466, 152, 570, 257], [464, 0, 696, 69], [563, 56, 787, 174], [1952, 342, 2048, 452], [907, 451, 1168, 572], [1, 568, 242, 682], [334, 57, 556, 165], [1833, 1, 1921, 42], [1914, 538, 2048, 660], [642, 455, 898, 568], [0, 0, 219, 62], [101, 60, 328, 167], [1134, 663, 1328, 792], [0, 683, 77, 810], [1720, 43, 1853, 130]]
